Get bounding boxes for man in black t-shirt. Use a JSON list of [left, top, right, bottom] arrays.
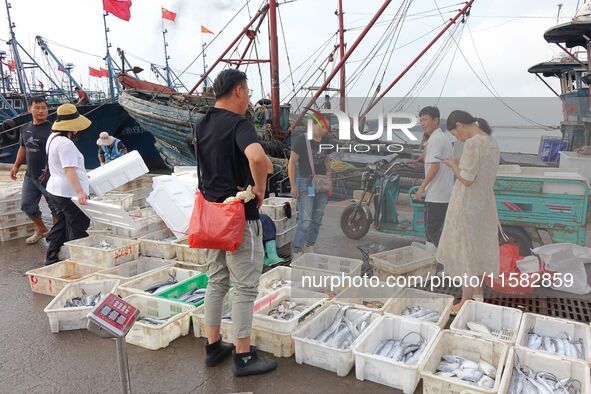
[[10, 97, 57, 245], [197, 69, 276, 377]]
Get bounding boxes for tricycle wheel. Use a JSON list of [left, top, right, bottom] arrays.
[[500, 226, 533, 256], [341, 204, 371, 240]]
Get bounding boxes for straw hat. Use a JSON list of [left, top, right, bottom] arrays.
[[51, 103, 91, 132], [96, 131, 115, 146]]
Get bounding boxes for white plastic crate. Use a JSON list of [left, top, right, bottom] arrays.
[[43, 279, 120, 333], [0, 210, 30, 228], [515, 313, 591, 363], [117, 267, 201, 298], [173, 238, 207, 270], [252, 287, 328, 334], [0, 181, 22, 200], [276, 225, 295, 248], [93, 257, 175, 284], [273, 215, 297, 233], [0, 222, 35, 242], [331, 283, 402, 314], [450, 300, 523, 344], [369, 245, 436, 281], [93, 193, 134, 211], [291, 253, 364, 279], [26, 260, 105, 296], [0, 198, 19, 214], [419, 330, 510, 394], [352, 315, 441, 393], [111, 208, 166, 238], [560, 151, 591, 183], [221, 320, 298, 358], [292, 304, 380, 376], [64, 235, 140, 268], [384, 288, 454, 329], [258, 266, 292, 295], [499, 347, 590, 393], [138, 228, 178, 259], [87, 150, 148, 196], [147, 175, 196, 237], [123, 294, 193, 350], [261, 197, 296, 220]]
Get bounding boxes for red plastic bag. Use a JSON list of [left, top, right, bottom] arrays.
[[188, 192, 246, 252], [485, 243, 537, 295]]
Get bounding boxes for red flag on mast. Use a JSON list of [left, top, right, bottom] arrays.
[[161, 7, 176, 22], [103, 0, 132, 21], [89, 67, 102, 77], [100, 68, 110, 77], [201, 25, 214, 34]]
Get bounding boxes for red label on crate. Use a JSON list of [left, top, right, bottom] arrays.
[[30, 275, 37, 284]]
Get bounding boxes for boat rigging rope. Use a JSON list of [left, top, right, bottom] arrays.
[[246, 0, 266, 100], [278, 4, 297, 103]]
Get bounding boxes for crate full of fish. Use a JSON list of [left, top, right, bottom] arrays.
[[111, 208, 166, 238], [291, 253, 364, 280], [172, 238, 207, 270], [0, 222, 35, 242], [0, 210, 30, 228], [419, 330, 510, 394], [450, 300, 523, 344], [93, 257, 175, 284], [138, 228, 179, 259], [64, 235, 140, 268], [43, 279, 120, 333], [117, 267, 202, 298], [292, 303, 380, 376], [0, 197, 19, 214], [515, 313, 590, 363], [261, 197, 296, 220], [252, 287, 328, 334], [384, 288, 454, 329], [497, 347, 590, 394], [369, 245, 436, 281], [331, 282, 402, 314], [157, 273, 208, 307], [92, 193, 134, 211], [26, 260, 105, 296], [123, 294, 193, 350], [0, 181, 22, 200], [258, 266, 292, 296], [275, 225, 296, 248], [352, 315, 441, 393]]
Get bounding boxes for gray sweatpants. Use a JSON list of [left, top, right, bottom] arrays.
[[204, 220, 264, 339]]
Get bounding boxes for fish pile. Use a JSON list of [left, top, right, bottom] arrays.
[[266, 279, 291, 291], [508, 356, 582, 394], [64, 290, 103, 308], [435, 354, 497, 389], [373, 332, 427, 365], [527, 329, 585, 360], [362, 300, 385, 309], [137, 315, 176, 326], [402, 306, 439, 323], [94, 240, 111, 249], [312, 306, 373, 350], [176, 288, 207, 304], [466, 321, 513, 341], [144, 273, 178, 294], [267, 300, 307, 320]]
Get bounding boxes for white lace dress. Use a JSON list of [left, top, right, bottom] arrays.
[[436, 134, 501, 278]]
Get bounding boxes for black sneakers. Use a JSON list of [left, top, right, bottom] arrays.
[[232, 347, 277, 377], [205, 339, 234, 367]]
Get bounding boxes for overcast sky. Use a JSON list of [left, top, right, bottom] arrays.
[[2, 0, 583, 101]]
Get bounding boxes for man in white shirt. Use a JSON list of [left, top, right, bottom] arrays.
[[414, 107, 454, 247]]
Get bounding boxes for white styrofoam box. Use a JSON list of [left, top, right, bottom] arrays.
[[138, 228, 178, 259], [498, 347, 590, 394], [173, 238, 207, 270], [0, 198, 19, 214], [258, 266, 292, 295], [72, 199, 141, 230], [146, 175, 195, 236], [117, 267, 201, 298], [173, 166, 196, 174], [384, 288, 454, 329], [0, 181, 22, 200], [0, 210, 30, 228], [276, 225, 295, 248], [292, 304, 380, 376], [252, 287, 328, 334], [93, 257, 175, 284], [273, 215, 297, 233], [291, 253, 364, 280], [560, 151, 591, 183], [331, 283, 402, 314], [93, 193, 134, 211], [111, 208, 166, 238], [0, 222, 35, 242], [369, 245, 436, 281], [515, 313, 591, 363], [450, 301, 522, 344], [352, 315, 441, 393], [261, 197, 296, 220], [26, 260, 105, 296], [123, 294, 193, 350], [419, 330, 510, 394], [87, 150, 148, 196], [43, 279, 120, 333], [64, 235, 140, 268]]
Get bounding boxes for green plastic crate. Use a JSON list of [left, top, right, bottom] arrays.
[[157, 273, 209, 307]]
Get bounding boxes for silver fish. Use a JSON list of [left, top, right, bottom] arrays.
[[64, 290, 102, 308], [145, 273, 177, 294], [95, 240, 111, 249], [138, 315, 174, 326], [267, 300, 307, 321], [509, 354, 582, 394], [435, 354, 497, 387], [526, 328, 585, 360], [313, 306, 371, 350]]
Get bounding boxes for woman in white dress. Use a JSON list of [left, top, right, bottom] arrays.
[[437, 110, 500, 313]]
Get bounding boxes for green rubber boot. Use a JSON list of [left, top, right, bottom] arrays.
[[264, 240, 284, 266]]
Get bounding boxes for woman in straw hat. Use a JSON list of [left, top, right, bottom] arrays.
[[44, 104, 92, 266]]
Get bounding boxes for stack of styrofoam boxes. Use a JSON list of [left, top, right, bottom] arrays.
[[261, 197, 297, 248], [0, 181, 35, 242], [87, 151, 149, 197]]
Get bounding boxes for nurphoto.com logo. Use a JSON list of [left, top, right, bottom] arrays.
[[305, 107, 419, 153]]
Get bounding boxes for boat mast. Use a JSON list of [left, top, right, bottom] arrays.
[[161, 21, 173, 88], [5, 0, 28, 106], [269, 0, 281, 133], [102, 11, 117, 99], [337, 0, 346, 112]]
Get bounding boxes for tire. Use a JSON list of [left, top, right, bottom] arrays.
[[2, 119, 17, 141], [500, 226, 533, 256], [341, 203, 371, 240]]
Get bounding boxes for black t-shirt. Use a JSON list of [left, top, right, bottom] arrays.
[[291, 134, 332, 177], [196, 108, 260, 220], [19, 121, 52, 178]]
